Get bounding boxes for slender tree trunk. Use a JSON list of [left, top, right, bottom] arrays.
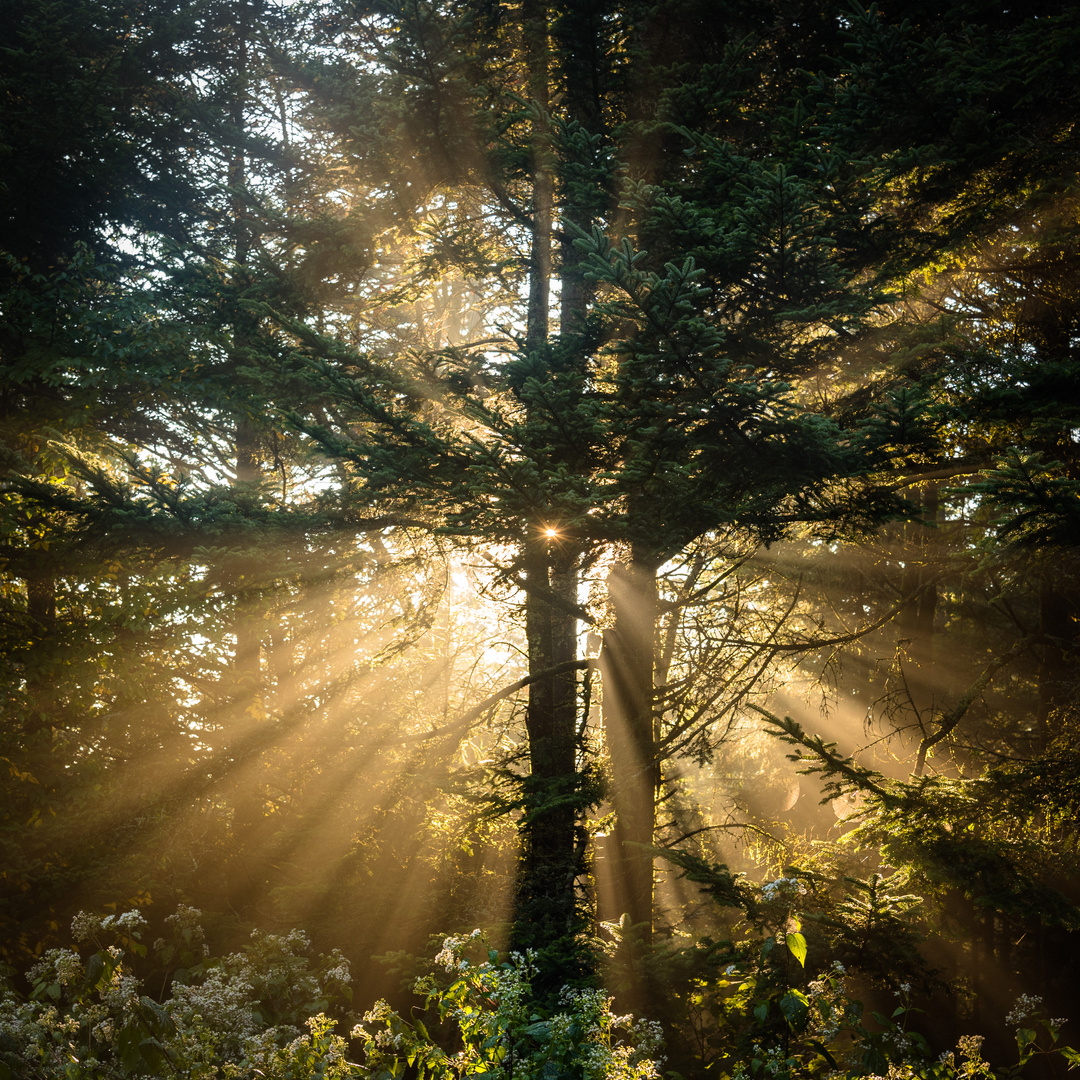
[[518, 542, 582, 949], [23, 531, 58, 732], [523, 0, 552, 348], [222, 0, 274, 919], [229, 0, 261, 714], [552, 0, 600, 339], [512, 0, 588, 981], [232, 419, 262, 703], [25, 557, 56, 629], [600, 553, 660, 948], [898, 482, 939, 752], [1036, 578, 1075, 746]]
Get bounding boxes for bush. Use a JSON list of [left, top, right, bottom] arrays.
[[0, 905, 1075, 1080], [352, 931, 664, 1080], [0, 907, 352, 1080]]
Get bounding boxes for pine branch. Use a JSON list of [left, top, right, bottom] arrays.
[[749, 704, 894, 804]]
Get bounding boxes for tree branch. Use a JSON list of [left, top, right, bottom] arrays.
[[414, 658, 597, 744]]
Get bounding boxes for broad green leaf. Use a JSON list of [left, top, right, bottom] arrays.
[[786, 931, 807, 967], [809, 1039, 839, 1068], [139, 1038, 168, 1074], [779, 989, 810, 1029], [83, 952, 106, 991], [1058, 1045, 1080, 1067]]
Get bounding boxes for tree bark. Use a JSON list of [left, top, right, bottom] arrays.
[[1036, 573, 1077, 750], [600, 554, 660, 941], [511, 0, 588, 980], [518, 541, 582, 950]]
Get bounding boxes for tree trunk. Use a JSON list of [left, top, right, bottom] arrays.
[[600, 555, 660, 941], [511, 0, 589, 984], [898, 482, 939, 755], [1036, 574, 1076, 750], [517, 542, 582, 957]]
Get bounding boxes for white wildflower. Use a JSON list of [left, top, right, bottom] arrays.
[[71, 912, 103, 942], [957, 1034, 984, 1061], [95, 910, 147, 940], [1006, 994, 1043, 1027], [761, 875, 807, 901]]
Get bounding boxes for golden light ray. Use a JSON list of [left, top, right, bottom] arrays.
[[68, 542, 524, 967]]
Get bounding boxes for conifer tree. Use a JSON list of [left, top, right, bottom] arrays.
[[283, 0, 940, 985]]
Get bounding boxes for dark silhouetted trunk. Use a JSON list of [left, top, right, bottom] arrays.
[[600, 554, 660, 941]]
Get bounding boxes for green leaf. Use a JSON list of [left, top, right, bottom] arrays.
[[785, 932, 807, 967], [1058, 1045, 1080, 1067], [139, 1038, 168, 1074], [83, 952, 106, 991], [116, 1023, 144, 1072], [779, 989, 810, 1029], [910, 1032, 930, 1055], [808, 1039, 839, 1068]]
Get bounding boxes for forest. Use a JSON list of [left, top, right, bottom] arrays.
[[1, 0, 1079, 1077]]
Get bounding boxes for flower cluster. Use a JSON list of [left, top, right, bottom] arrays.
[[1007, 994, 1044, 1027], [434, 927, 485, 972], [0, 907, 357, 1080], [760, 876, 808, 902]]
